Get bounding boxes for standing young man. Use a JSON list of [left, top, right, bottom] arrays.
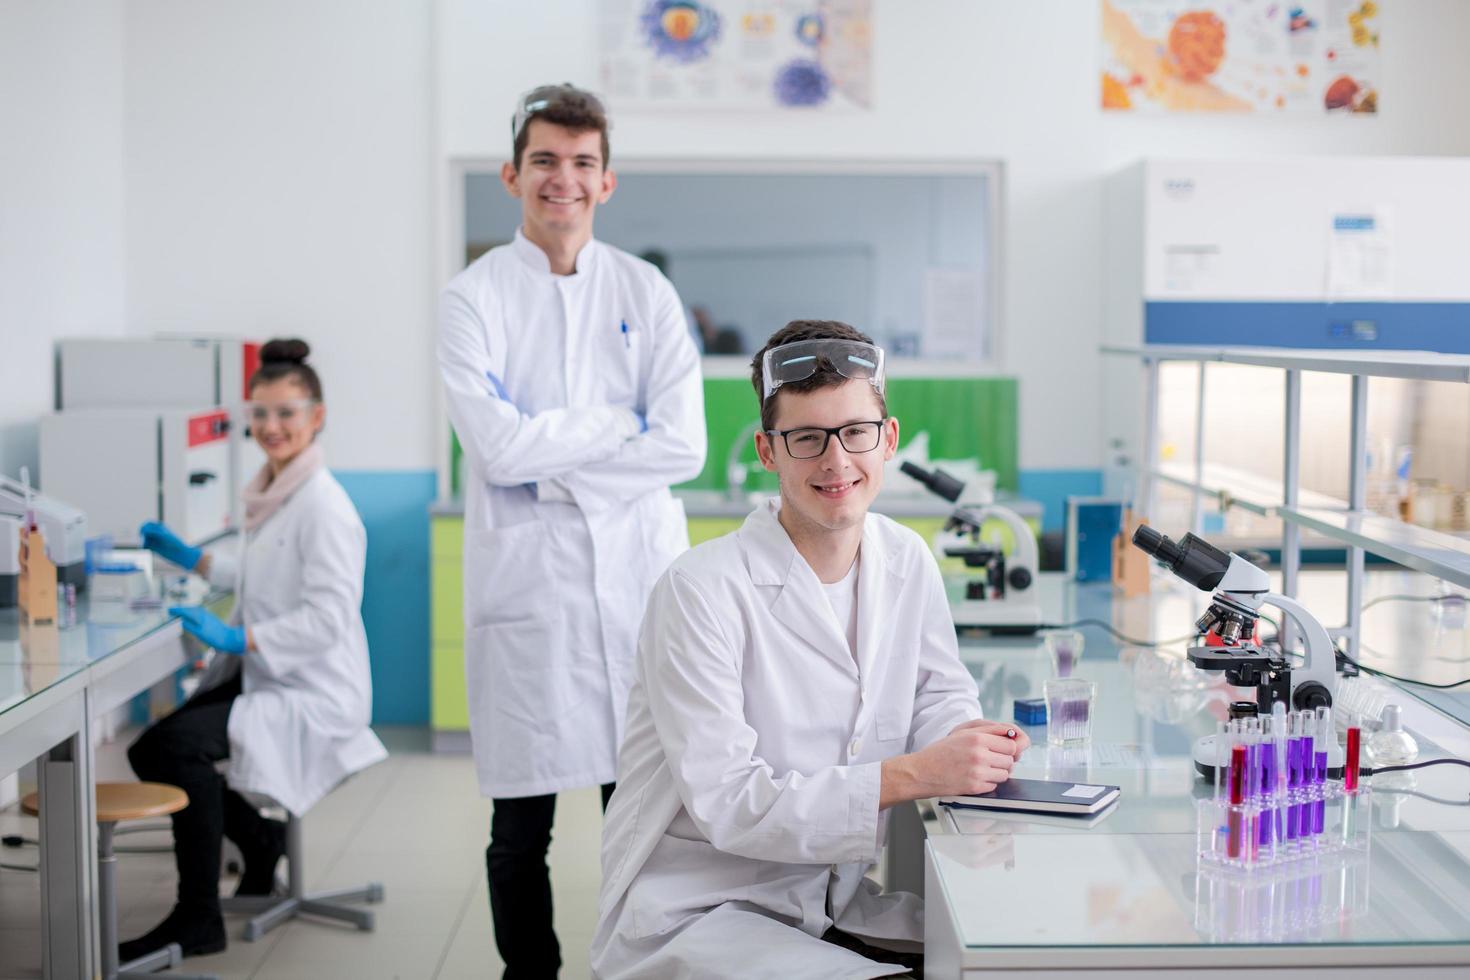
[[591, 321, 1027, 978], [437, 83, 706, 976]]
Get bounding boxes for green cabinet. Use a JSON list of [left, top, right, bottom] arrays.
[[430, 516, 468, 736], [429, 508, 1040, 744]]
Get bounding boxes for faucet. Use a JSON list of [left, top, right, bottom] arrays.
[[725, 420, 761, 501]]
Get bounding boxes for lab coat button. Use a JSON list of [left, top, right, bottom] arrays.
[[849, 738, 861, 756]]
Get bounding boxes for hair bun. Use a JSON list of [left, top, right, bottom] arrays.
[[259, 338, 311, 366]]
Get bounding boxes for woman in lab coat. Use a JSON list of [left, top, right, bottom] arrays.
[[121, 338, 387, 962], [591, 323, 1029, 979]]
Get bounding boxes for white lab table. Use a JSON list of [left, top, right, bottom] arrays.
[[919, 570, 1470, 977], [1, 579, 224, 979]]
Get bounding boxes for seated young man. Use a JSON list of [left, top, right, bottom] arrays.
[[591, 320, 1029, 978]]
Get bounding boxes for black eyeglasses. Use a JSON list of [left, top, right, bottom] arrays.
[[767, 420, 886, 460]]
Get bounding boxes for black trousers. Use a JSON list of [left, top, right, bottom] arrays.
[[126, 675, 278, 917], [487, 782, 615, 979], [821, 927, 924, 976]]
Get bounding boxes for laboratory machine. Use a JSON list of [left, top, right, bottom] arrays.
[[39, 407, 233, 547], [901, 461, 1041, 632], [55, 335, 264, 514], [0, 474, 90, 591], [0, 515, 19, 607]]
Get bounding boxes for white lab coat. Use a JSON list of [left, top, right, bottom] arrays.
[[591, 501, 982, 979], [197, 469, 387, 817], [438, 230, 706, 799]]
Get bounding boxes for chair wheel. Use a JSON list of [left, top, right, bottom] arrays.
[[244, 922, 262, 942]]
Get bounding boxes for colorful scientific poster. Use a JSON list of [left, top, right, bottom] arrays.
[[1101, 0, 1380, 113], [598, 0, 872, 110]]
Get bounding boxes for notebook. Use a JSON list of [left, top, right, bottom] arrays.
[[937, 778, 1121, 816]]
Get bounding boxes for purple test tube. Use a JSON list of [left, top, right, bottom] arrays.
[[1257, 719, 1276, 849], [1312, 706, 1331, 836], [1294, 712, 1314, 845], [1285, 713, 1306, 842]]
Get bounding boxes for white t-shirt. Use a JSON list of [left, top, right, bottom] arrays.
[[821, 555, 860, 661]]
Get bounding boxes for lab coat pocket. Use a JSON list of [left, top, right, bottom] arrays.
[[603, 324, 643, 410], [875, 710, 910, 746], [627, 833, 763, 940], [463, 522, 571, 728], [463, 523, 552, 631], [467, 620, 571, 728]]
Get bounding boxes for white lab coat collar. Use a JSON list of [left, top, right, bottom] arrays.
[[737, 500, 905, 680], [510, 226, 600, 278]]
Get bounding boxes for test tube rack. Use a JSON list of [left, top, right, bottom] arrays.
[[1194, 847, 1371, 942], [1197, 783, 1372, 872]]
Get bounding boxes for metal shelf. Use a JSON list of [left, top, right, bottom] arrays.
[[1153, 461, 1346, 517], [1280, 506, 1470, 590], [1102, 344, 1470, 383], [1111, 339, 1470, 659]]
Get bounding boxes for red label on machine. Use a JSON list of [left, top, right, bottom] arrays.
[[242, 341, 261, 400], [188, 409, 230, 447]]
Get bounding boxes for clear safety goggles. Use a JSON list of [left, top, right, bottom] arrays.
[[239, 399, 319, 428], [760, 339, 886, 401], [511, 84, 605, 142]]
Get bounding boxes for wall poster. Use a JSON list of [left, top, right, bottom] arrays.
[[1101, 0, 1380, 113], [599, 0, 872, 110]]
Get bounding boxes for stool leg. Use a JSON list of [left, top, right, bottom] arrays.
[[298, 898, 374, 931], [99, 822, 119, 979], [224, 807, 381, 941], [287, 814, 304, 898]]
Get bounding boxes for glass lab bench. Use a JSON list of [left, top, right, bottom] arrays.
[[920, 569, 1470, 977], [1, 576, 225, 979]]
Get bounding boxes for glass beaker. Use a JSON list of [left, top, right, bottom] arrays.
[[1042, 629, 1085, 678], [1044, 677, 1096, 746]]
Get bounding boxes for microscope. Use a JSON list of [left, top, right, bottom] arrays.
[[901, 462, 1041, 632], [1131, 526, 1345, 777]]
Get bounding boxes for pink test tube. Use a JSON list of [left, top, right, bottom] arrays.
[[1345, 727, 1361, 792]]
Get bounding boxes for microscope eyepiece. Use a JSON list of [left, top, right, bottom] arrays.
[[899, 461, 964, 503], [1131, 524, 1180, 565], [1130, 526, 1232, 591]]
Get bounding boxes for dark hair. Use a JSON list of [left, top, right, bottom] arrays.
[[749, 319, 886, 432], [513, 84, 611, 171], [251, 338, 322, 401]]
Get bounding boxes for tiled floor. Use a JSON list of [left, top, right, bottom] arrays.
[[0, 728, 609, 980]]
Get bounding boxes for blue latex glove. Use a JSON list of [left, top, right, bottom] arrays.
[[170, 606, 247, 655], [140, 522, 202, 571]]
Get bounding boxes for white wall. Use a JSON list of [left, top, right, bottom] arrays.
[[6, 1, 1470, 479], [437, 0, 1470, 471], [122, 0, 436, 471], [0, 1, 127, 483], [2, 1, 435, 476]]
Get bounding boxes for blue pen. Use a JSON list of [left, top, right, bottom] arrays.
[[620, 320, 630, 348]]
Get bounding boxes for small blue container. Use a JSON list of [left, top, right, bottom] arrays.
[[1014, 697, 1047, 726]]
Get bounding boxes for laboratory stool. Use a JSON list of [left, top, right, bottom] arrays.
[[22, 782, 216, 980], [219, 797, 384, 941]]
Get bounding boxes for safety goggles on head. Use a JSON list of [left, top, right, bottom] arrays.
[[511, 84, 604, 142], [760, 338, 886, 402], [241, 399, 318, 428]]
